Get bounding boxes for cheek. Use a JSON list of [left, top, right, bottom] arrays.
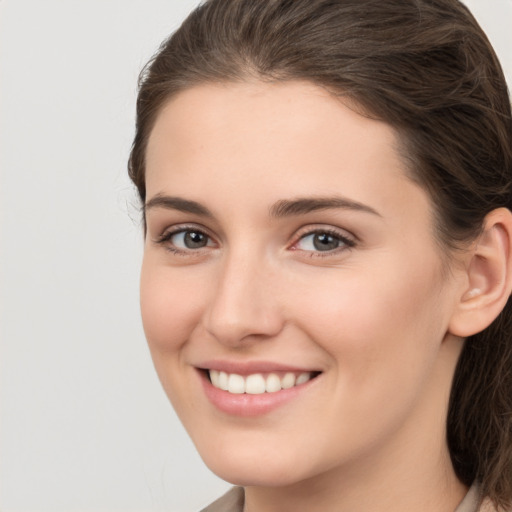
[[140, 258, 208, 355], [139, 258, 215, 415], [292, 256, 449, 391], [287, 261, 451, 451]]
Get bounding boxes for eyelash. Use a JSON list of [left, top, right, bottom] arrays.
[[290, 227, 356, 257], [154, 225, 215, 256], [153, 225, 356, 257]]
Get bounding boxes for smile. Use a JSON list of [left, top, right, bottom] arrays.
[[200, 366, 322, 416], [209, 370, 315, 395]]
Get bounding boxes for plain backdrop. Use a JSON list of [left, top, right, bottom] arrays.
[[1, 1, 511, 511]]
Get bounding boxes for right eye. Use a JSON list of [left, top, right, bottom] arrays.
[[155, 227, 216, 253], [171, 229, 211, 249]]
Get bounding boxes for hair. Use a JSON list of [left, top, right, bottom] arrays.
[[128, 0, 512, 506]]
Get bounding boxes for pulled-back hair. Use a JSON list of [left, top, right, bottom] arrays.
[[128, 0, 512, 506]]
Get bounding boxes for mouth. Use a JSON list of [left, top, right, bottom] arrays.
[[197, 362, 323, 416], [206, 369, 321, 395]]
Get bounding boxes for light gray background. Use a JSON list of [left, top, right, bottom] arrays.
[[1, 1, 511, 511]]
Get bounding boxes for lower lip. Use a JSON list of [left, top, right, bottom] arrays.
[[199, 371, 319, 417]]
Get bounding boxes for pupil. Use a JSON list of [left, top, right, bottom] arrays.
[[313, 233, 339, 251], [184, 231, 207, 248]]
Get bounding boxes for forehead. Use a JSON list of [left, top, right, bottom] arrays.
[[145, 80, 426, 223], [147, 80, 398, 158]]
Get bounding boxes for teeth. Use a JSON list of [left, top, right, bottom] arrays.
[[296, 372, 310, 385], [218, 371, 229, 391], [246, 374, 266, 394], [228, 373, 245, 394], [210, 369, 220, 388], [281, 372, 296, 389], [265, 373, 281, 393], [208, 370, 315, 394]]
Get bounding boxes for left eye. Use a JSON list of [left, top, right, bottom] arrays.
[[170, 229, 213, 249], [295, 231, 351, 252]]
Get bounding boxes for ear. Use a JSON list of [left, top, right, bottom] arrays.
[[449, 207, 512, 338]]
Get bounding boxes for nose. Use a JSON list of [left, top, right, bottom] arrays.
[[203, 251, 284, 347]]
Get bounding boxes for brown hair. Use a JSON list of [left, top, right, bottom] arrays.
[[128, 0, 512, 506]]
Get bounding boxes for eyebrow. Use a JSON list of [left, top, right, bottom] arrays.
[[144, 195, 213, 217], [269, 196, 381, 218], [144, 194, 380, 219]]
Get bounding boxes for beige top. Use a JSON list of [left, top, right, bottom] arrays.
[[200, 483, 500, 512]]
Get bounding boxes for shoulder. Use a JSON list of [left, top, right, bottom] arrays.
[[456, 484, 511, 512], [200, 487, 245, 512]]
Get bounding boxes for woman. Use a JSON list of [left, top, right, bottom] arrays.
[[128, 1, 512, 510]]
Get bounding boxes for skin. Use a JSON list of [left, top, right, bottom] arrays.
[[141, 81, 470, 512]]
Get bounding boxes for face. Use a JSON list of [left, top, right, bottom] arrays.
[[141, 81, 464, 488]]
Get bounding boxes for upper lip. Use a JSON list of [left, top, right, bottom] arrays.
[[197, 360, 321, 375]]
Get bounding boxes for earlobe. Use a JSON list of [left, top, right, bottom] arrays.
[[449, 207, 512, 338]]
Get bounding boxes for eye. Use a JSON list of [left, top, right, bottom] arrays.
[[293, 229, 355, 253], [154, 227, 216, 253], [172, 230, 211, 249]]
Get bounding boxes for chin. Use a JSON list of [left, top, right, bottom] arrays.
[[196, 440, 318, 488], [206, 460, 306, 488]]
